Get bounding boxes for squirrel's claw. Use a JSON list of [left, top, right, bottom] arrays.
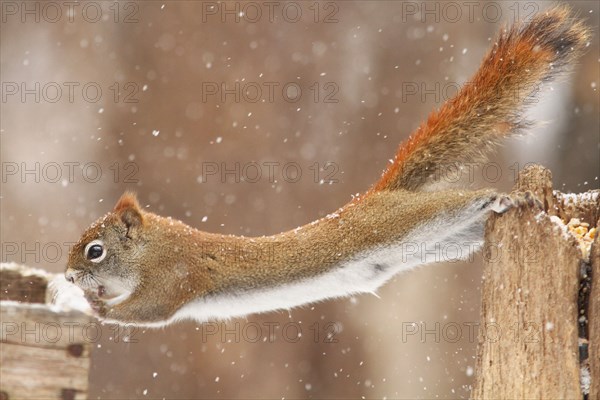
[[512, 191, 544, 209], [491, 195, 514, 214], [84, 290, 107, 317], [492, 191, 543, 214]]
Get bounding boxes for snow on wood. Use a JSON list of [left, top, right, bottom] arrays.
[[0, 263, 93, 400], [471, 165, 599, 399]]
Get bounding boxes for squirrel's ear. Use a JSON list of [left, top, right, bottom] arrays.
[[114, 192, 143, 229]]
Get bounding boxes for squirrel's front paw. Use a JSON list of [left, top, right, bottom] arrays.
[[491, 191, 543, 214], [84, 290, 108, 317]]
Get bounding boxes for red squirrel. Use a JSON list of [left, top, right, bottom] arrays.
[[65, 6, 590, 327]]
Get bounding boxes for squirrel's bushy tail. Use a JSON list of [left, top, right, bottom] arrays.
[[373, 5, 590, 192]]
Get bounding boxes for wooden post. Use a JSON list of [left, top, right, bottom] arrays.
[[0, 263, 93, 400], [590, 233, 600, 397], [471, 165, 599, 399]]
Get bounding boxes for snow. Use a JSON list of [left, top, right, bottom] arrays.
[[548, 215, 571, 240], [47, 274, 92, 313], [0, 262, 53, 278], [580, 366, 590, 395], [554, 190, 599, 203]]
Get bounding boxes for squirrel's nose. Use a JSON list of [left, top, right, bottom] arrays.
[[65, 269, 76, 284]]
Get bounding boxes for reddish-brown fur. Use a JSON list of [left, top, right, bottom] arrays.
[[373, 5, 589, 191], [66, 6, 591, 324]]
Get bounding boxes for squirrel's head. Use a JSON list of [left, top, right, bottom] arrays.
[[65, 192, 145, 305]]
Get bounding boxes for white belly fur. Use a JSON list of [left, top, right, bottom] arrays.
[[169, 207, 489, 326]]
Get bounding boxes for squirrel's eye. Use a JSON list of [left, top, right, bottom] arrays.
[[84, 240, 106, 263]]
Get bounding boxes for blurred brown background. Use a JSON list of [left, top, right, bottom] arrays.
[[1, 1, 598, 398]]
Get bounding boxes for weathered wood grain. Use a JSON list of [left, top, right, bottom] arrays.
[[471, 165, 599, 399], [0, 342, 89, 400], [0, 263, 93, 400]]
